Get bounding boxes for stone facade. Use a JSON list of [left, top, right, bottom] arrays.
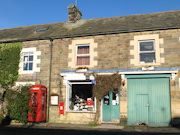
[[11, 28, 180, 124]]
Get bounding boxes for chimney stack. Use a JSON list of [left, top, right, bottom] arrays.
[[68, 5, 82, 22]]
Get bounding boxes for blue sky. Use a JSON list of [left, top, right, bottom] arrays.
[[0, 0, 179, 29]]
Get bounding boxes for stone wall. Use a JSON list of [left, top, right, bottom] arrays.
[[15, 28, 180, 124], [18, 40, 51, 88], [170, 74, 180, 119], [120, 79, 127, 124]]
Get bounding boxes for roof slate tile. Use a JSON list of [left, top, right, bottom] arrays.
[[0, 10, 179, 43]]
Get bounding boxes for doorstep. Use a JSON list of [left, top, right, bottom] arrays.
[[94, 124, 124, 129], [101, 121, 119, 124]]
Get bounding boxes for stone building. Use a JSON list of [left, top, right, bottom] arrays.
[[0, 5, 180, 126]]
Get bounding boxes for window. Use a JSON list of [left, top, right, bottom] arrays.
[[76, 45, 90, 65], [23, 52, 34, 71], [36, 27, 48, 33], [67, 82, 95, 112], [130, 34, 164, 66], [68, 39, 97, 68], [139, 40, 155, 63], [19, 47, 41, 74]]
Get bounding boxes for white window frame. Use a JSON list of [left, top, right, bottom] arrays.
[[138, 40, 156, 64], [76, 44, 90, 66], [15, 81, 35, 86], [22, 52, 34, 71], [19, 47, 41, 74]]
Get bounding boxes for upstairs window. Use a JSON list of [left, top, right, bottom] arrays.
[[19, 47, 41, 74], [76, 45, 90, 65], [23, 52, 33, 71], [139, 40, 155, 63]]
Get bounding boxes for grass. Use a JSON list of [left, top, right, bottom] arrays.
[[88, 123, 98, 127], [120, 122, 124, 126]]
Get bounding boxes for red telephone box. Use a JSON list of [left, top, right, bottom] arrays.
[[28, 85, 47, 122]]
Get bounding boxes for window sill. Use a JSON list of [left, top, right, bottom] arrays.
[[135, 62, 161, 66], [66, 110, 96, 113], [19, 71, 34, 74]]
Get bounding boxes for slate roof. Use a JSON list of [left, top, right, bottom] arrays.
[[0, 10, 180, 43]]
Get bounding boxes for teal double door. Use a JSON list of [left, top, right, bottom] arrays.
[[102, 90, 120, 122], [126, 74, 171, 126]]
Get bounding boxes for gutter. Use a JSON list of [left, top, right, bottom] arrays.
[[47, 39, 53, 122], [0, 26, 180, 43], [60, 70, 179, 76]]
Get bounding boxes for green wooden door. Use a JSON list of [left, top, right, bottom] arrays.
[[102, 93, 111, 121], [136, 94, 149, 124], [102, 90, 120, 122], [126, 74, 171, 126], [148, 78, 171, 126]]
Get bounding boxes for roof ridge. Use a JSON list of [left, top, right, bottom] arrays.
[[0, 10, 179, 43], [1, 10, 179, 31], [85, 10, 180, 21]]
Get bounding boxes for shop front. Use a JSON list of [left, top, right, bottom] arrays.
[[60, 69, 122, 124], [60, 67, 179, 125], [58, 72, 97, 124]]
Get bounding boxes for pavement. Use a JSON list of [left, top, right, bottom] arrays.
[[5, 122, 180, 133]]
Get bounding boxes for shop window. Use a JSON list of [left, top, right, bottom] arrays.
[[76, 45, 90, 65], [68, 83, 95, 112]]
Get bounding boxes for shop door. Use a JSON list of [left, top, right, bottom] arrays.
[[102, 90, 120, 122]]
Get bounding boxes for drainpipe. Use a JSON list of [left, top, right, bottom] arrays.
[[47, 39, 53, 122]]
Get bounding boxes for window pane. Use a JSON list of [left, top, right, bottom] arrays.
[[77, 56, 90, 65], [112, 89, 119, 106], [29, 63, 33, 70], [140, 41, 154, 51], [77, 46, 89, 54], [22, 52, 34, 71], [23, 56, 28, 62], [23, 63, 28, 70], [29, 55, 33, 61], [140, 52, 155, 63], [104, 95, 109, 105]]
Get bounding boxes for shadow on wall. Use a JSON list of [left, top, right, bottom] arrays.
[[170, 117, 180, 128]]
